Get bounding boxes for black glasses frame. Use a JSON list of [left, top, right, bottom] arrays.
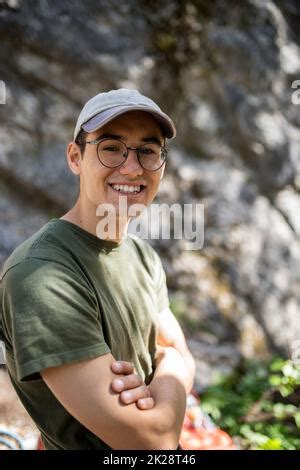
[[84, 137, 167, 171]]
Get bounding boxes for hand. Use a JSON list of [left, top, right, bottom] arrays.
[[111, 361, 155, 410]]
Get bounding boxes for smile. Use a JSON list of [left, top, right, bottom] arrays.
[[108, 183, 146, 195]]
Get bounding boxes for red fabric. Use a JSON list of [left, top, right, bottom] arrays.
[[179, 394, 236, 450], [36, 435, 45, 450], [180, 417, 236, 450]]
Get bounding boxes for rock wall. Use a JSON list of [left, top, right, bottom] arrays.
[[1, 0, 300, 379]]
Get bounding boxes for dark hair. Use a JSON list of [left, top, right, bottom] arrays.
[[75, 130, 88, 156]]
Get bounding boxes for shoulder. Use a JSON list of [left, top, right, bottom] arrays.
[[1, 220, 80, 280], [1, 258, 79, 301]]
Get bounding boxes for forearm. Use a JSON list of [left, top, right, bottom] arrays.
[[157, 308, 196, 393], [146, 347, 187, 448], [176, 347, 196, 394], [157, 340, 195, 393], [42, 352, 187, 450]]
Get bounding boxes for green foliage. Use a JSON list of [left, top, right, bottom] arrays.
[[201, 357, 300, 450]]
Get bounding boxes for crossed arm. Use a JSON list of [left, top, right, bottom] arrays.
[[156, 307, 195, 394], [110, 307, 195, 408], [41, 308, 195, 449]]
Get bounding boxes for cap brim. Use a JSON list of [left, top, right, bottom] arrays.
[[81, 105, 176, 139]]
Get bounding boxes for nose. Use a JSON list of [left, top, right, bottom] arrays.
[[119, 148, 143, 177]]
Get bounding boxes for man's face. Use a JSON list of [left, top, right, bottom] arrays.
[[74, 110, 165, 215]]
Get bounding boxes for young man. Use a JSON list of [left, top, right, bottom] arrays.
[[0, 89, 195, 450]]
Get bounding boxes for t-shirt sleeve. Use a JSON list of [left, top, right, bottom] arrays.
[[1, 258, 110, 381]]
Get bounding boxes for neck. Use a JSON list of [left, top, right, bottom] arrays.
[[61, 200, 130, 243]]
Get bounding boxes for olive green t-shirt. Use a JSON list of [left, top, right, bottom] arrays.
[[0, 219, 169, 449]]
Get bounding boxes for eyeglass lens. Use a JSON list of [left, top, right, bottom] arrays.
[[97, 139, 165, 171]]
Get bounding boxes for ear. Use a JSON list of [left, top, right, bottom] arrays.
[[66, 142, 82, 175]]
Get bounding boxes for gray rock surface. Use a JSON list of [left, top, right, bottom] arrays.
[[1, 0, 299, 387]]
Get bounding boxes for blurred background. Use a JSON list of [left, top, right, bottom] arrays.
[[0, 0, 299, 450]]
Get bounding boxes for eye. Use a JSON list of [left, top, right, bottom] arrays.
[[140, 147, 154, 155], [103, 145, 120, 152]]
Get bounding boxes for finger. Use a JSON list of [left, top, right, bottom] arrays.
[[111, 361, 134, 375], [120, 385, 150, 405], [111, 373, 143, 393], [136, 397, 155, 410]]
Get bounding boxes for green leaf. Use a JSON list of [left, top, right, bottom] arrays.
[[269, 375, 282, 387], [259, 438, 283, 450], [294, 413, 300, 429], [270, 358, 286, 372]]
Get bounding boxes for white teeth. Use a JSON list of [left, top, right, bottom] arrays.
[[110, 184, 142, 193]]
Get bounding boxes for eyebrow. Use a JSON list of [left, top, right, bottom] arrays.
[[95, 133, 164, 146]]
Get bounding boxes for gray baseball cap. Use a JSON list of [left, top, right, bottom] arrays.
[[73, 88, 176, 141]]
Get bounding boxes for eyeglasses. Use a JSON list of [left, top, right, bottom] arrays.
[[84, 138, 167, 171]]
